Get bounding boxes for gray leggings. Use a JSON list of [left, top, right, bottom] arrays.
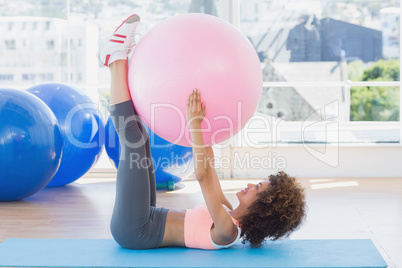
[[109, 100, 168, 249]]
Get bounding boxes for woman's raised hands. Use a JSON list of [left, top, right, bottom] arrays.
[[186, 89, 206, 127]]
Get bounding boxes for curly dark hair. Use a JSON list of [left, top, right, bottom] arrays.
[[239, 171, 307, 248]]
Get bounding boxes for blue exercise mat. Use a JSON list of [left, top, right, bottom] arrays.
[[0, 238, 387, 268]]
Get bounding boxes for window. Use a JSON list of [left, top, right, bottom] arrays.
[[5, 40, 16, 50], [0, 0, 400, 145], [241, 1, 400, 122], [46, 40, 54, 50], [0, 74, 13, 81], [22, 74, 36, 81], [239, 0, 401, 144]]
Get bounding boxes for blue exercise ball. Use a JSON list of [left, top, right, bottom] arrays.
[[27, 83, 105, 187], [0, 89, 63, 201], [105, 117, 194, 188]]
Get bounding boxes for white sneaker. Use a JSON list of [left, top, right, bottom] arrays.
[[98, 14, 141, 67]]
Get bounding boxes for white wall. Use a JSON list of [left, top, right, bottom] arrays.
[[217, 144, 402, 178]]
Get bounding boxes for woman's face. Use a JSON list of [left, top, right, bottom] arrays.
[[236, 180, 271, 207]]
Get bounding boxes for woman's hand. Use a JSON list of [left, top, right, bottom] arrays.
[[186, 89, 206, 128]]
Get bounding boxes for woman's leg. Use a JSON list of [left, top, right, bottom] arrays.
[[109, 60, 131, 105], [142, 129, 157, 207], [109, 60, 167, 249], [110, 60, 156, 207], [100, 14, 167, 249]]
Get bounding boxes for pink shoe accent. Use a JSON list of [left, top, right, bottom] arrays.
[[113, 14, 139, 33], [113, 34, 126, 38], [104, 54, 111, 66], [110, 39, 125, 44]]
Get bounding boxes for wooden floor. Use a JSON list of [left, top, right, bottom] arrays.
[[0, 176, 401, 268]]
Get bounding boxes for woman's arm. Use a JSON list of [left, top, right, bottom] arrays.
[[205, 146, 233, 210], [187, 89, 238, 244], [186, 89, 209, 180]]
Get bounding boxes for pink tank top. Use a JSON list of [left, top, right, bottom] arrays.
[[184, 203, 241, 250]]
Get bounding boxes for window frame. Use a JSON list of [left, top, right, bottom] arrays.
[[220, 0, 402, 146], [211, 0, 402, 179]]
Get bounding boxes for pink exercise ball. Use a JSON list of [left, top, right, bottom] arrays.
[[128, 13, 262, 147]]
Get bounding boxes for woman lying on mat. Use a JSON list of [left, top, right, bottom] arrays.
[[98, 14, 307, 250]]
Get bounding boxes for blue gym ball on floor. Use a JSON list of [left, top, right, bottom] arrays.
[[105, 117, 194, 190], [0, 89, 63, 201], [27, 83, 105, 187]]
